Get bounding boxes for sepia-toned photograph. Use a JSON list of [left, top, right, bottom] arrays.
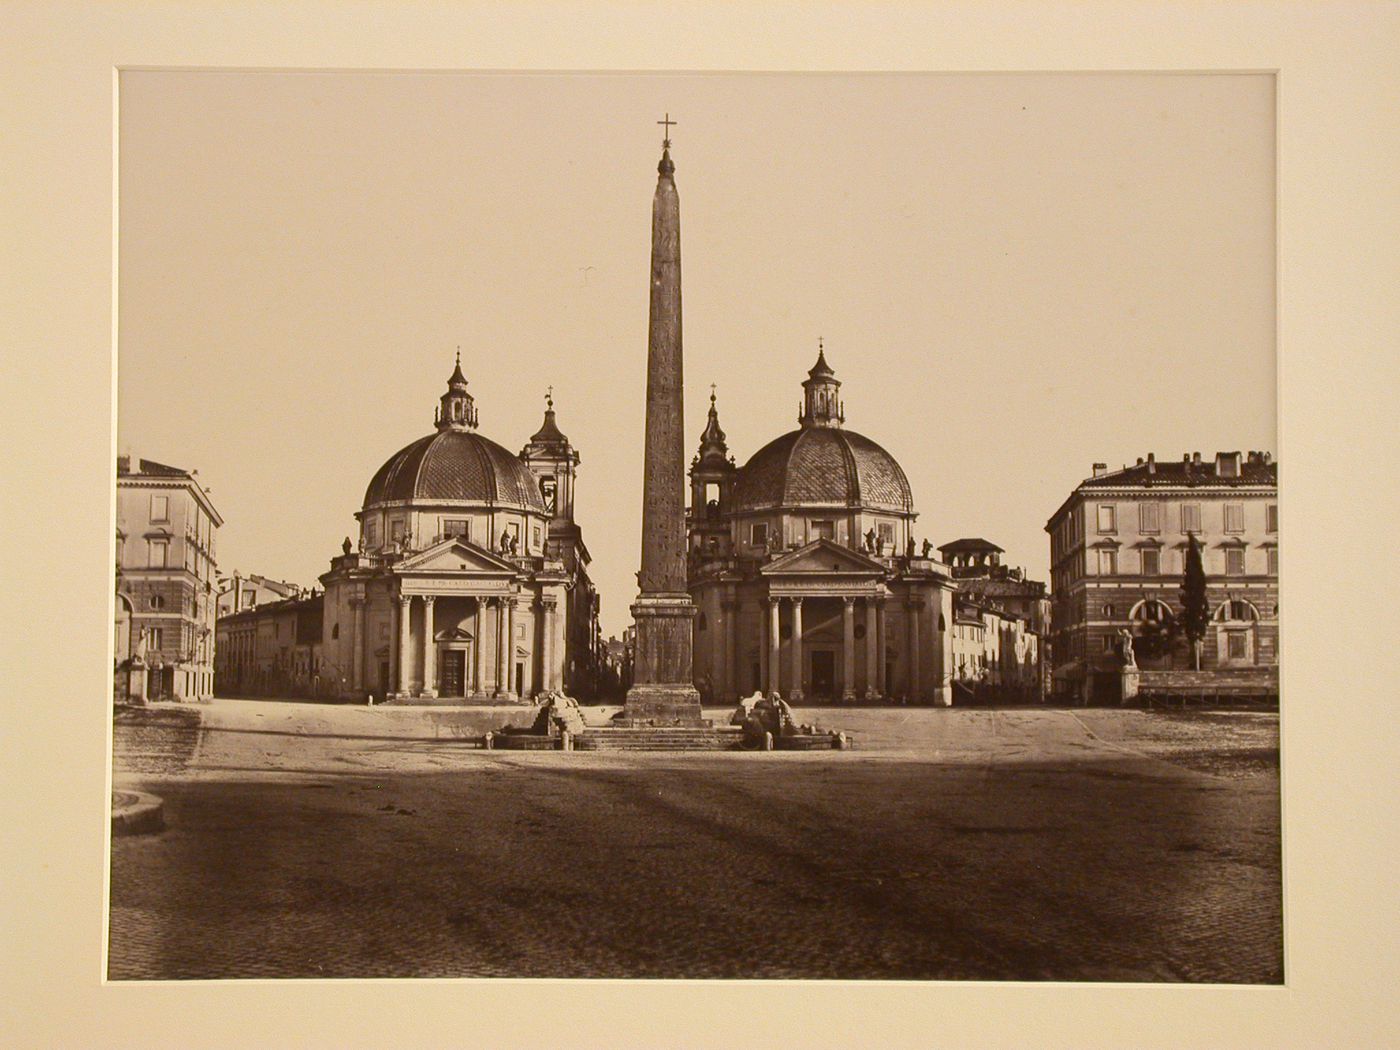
[[108, 70, 1281, 983]]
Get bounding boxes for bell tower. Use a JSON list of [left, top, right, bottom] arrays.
[[520, 388, 580, 528], [688, 387, 736, 555]]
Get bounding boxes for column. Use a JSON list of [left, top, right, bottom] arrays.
[[481, 599, 497, 695], [494, 596, 510, 697], [722, 598, 736, 703], [789, 597, 805, 702], [350, 598, 365, 693], [864, 597, 880, 699], [505, 597, 517, 698], [540, 597, 555, 694], [471, 598, 482, 696], [842, 596, 857, 701], [935, 586, 954, 706], [767, 598, 781, 695], [875, 597, 887, 695], [395, 596, 411, 695], [420, 596, 437, 697], [907, 598, 922, 702]]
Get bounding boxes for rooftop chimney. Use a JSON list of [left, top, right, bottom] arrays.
[[1091, 462, 1108, 478], [1146, 452, 1156, 475], [1192, 452, 1202, 465]]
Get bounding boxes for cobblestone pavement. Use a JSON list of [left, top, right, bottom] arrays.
[[109, 706, 1281, 982]]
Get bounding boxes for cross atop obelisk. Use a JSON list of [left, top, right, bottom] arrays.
[[657, 112, 676, 146], [623, 122, 704, 726]]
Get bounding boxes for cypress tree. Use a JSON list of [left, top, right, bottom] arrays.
[[1180, 533, 1210, 671]]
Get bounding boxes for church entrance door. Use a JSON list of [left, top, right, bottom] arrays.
[[810, 650, 836, 699], [439, 649, 466, 696]]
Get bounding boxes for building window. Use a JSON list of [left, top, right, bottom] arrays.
[[148, 539, 168, 568], [389, 519, 404, 543], [365, 520, 377, 546], [1266, 504, 1278, 533], [1217, 599, 1257, 622], [1224, 503, 1244, 533], [1139, 503, 1160, 533], [1097, 504, 1116, 533], [1102, 636, 1115, 653], [1182, 504, 1202, 533], [750, 522, 768, 547], [1225, 548, 1245, 575], [877, 522, 895, 547], [533, 526, 542, 551], [1141, 549, 1160, 576], [811, 519, 835, 541], [331, 623, 339, 640], [147, 627, 163, 650], [444, 518, 469, 540], [149, 595, 165, 610], [1267, 547, 1278, 576], [1227, 632, 1248, 660], [1102, 603, 1115, 619], [1098, 549, 1118, 575], [150, 495, 169, 522]]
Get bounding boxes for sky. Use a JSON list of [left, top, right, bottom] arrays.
[[118, 71, 1276, 637]]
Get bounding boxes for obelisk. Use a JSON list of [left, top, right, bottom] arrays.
[[623, 117, 705, 726]]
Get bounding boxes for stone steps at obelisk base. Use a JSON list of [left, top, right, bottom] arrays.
[[573, 727, 846, 752], [574, 727, 745, 751]]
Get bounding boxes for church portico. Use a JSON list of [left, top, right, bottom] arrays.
[[381, 583, 544, 701]]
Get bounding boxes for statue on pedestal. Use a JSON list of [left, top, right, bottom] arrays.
[[1118, 628, 1137, 668]]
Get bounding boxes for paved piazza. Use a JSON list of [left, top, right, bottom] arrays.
[[109, 701, 1281, 982]]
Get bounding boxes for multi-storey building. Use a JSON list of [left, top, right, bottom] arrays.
[[1045, 451, 1279, 703], [115, 455, 223, 701], [939, 537, 1050, 700], [216, 572, 304, 617], [215, 592, 324, 697], [949, 594, 1040, 701]]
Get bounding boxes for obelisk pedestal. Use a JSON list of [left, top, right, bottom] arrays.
[[622, 127, 705, 727]]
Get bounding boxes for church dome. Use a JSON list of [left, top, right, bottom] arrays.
[[363, 430, 547, 512], [732, 427, 914, 514], [362, 357, 548, 513]]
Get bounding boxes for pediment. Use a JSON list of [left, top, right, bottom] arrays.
[[396, 538, 518, 576], [760, 538, 887, 576]]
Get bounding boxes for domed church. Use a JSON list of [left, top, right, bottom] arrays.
[[687, 345, 956, 705], [318, 356, 600, 701]]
